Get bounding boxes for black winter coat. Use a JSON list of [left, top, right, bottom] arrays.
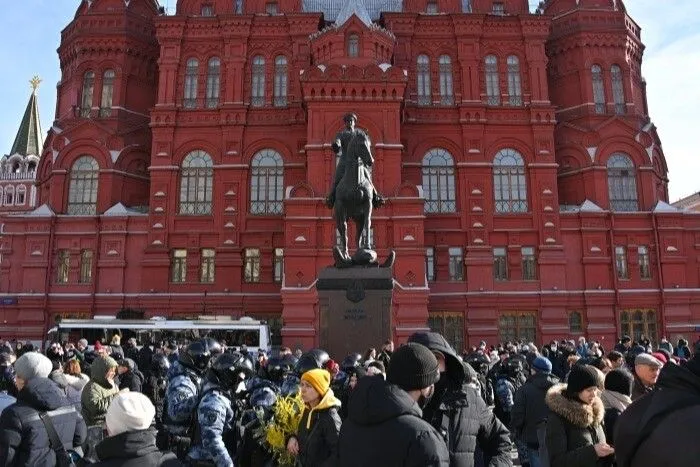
[[119, 369, 144, 393], [337, 375, 450, 467], [544, 384, 612, 467], [143, 375, 167, 427], [511, 372, 559, 447], [409, 331, 513, 467], [614, 362, 700, 467], [0, 377, 87, 467], [296, 391, 341, 467], [88, 429, 182, 467]]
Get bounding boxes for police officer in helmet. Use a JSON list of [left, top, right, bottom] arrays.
[[187, 352, 255, 466], [163, 338, 221, 458]]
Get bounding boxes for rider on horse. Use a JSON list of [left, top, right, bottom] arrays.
[[326, 113, 385, 209]]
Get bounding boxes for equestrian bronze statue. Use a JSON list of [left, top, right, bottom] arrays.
[[326, 113, 393, 268]]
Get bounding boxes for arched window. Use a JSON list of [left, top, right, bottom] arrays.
[[592, 64, 605, 114], [16, 185, 26, 205], [493, 149, 528, 213], [4, 186, 13, 206], [179, 150, 213, 215], [417, 55, 431, 106], [250, 149, 284, 215], [100, 69, 115, 117], [206, 57, 221, 108], [0, 187, 3, 206], [439, 55, 454, 105], [11, 161, 21, 173], [607, 153, 638, 211], [611, 65, 625, 115], [507, 55, 522, 106], [251, 55, 266, 107], [422, 148, 456, 213], [67, 156, 99, 215], [27, 161, 37, 173], [80, 71, 95, 117], [485, 55, 500, 106], [347, 34, 359, 58], [273, 56, 288, 107], [184, 58, 199, 108]]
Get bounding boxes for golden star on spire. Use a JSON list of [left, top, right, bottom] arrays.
[[30, 76, 42, 93]]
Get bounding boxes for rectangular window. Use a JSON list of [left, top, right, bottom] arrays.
[[448, 247, 464, 281], [171, 249, 187, 283], [493, 247, 508, 281], [79, 249, 93, 284], [620, 309, 657, 344], [638, 245, 651, 280], [426, 247, 435, 282], [492, 2, 505, 14], [428, 312, 464, 355], [244, 248, 261, 283], [521, 246, 537, 281], [569, 311, 583, 333], [615, 246, 628, 280], [426, 1, 438, 14], [200, 248, 215, 283], [499, 312, 537, 343], [265, 2, 278, 14], [201, 4, 214, 16], [56, 250, 70, 284], [273, 248, 284, 283]]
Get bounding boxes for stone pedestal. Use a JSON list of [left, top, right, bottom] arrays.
[[317, 267, 393, 359]]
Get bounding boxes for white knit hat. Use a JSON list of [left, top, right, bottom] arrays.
[[14, 352, 53, 381], [105, 392, 155, 436]]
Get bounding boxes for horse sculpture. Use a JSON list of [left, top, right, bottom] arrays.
[[332, 131, 375, 267]]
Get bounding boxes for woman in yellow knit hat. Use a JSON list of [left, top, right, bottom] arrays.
[[286, 368, 342, 466]]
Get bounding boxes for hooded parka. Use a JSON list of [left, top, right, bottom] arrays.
[[544, 384, 611, 467], [337, 375, 449, 467], [81, 357, 119, 426], [408, 332, 513, 467]]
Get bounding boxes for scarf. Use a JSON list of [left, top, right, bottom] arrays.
[[600, 389, 632, 412]]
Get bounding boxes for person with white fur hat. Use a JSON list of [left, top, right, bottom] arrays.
[[89, 392, 182, 466], [0, 352, 87, 466]]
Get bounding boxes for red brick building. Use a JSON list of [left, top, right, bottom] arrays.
[[1, 0, 699, 351]]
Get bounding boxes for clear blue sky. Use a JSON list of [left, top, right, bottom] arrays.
[[0, 0, 698, 201]]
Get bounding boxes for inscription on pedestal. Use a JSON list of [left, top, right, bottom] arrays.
[[318, 267, 393, 359]]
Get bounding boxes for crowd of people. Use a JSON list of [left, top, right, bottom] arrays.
[[0, 332, 698, 466]]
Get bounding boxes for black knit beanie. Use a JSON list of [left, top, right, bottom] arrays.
[[387, 343, 440, 391], [604, 368, 633, 397], [566, 364, 602, 397]]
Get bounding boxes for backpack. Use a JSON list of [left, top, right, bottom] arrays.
[[38, 410, 78, 467]]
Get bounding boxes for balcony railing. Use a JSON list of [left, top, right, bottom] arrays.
[[0, 171, 36, 180]]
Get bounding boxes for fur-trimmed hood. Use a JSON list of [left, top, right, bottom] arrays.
[[546, 383, 604, 428]]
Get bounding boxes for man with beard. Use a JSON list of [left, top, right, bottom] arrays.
[[408, 332, 513, 467]]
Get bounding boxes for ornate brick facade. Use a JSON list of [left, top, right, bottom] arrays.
[[1, 0, 698, 351]]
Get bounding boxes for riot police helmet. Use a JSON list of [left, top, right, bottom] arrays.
[[179, 340, 214, 375], [295, 348, 330, 375], [340, 353, 363, 372], [150, 353, 171, 377], [210, 352, 255, 390]]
